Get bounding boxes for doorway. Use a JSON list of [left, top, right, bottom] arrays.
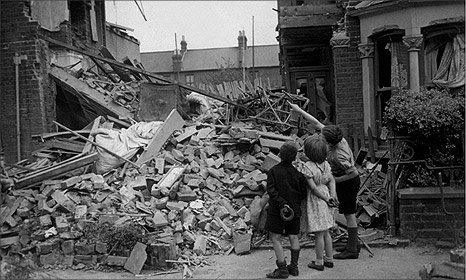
[[291, 71, 333, 124]]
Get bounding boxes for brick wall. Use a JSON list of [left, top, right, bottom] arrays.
[[398, 187, 465, 243], [331, 15, 364, 132], [0, 0, 54, 163]]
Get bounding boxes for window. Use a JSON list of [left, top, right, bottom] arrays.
[[186, 74, 194, 86], [424, 30, 464, 89]]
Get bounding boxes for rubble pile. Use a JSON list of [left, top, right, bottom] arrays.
[[79, 69, 141, 113], [0, 114, 294, 274]]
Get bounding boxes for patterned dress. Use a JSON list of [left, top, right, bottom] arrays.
[[296, 160, 335, 232]]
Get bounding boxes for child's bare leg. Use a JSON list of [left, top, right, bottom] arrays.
[[314, 231, 324, 265], [289, 234, 300, 251], [271, 233, 285, 262], [323, 230, 333, 263]]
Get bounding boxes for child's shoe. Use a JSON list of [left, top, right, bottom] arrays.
[[266, 260, 289, 279], [287, 249, 300, 276], [307, 261, 324, 271], [323, 261, 334, 268]]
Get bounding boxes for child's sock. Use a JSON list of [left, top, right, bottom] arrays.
[[323, 255, 333, 263], [315, 259, 323, 266]]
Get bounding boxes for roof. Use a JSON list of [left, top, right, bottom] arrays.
[[141, 44, 279, 73]]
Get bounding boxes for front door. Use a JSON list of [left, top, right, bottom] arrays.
[[291, 71, 333, 124]]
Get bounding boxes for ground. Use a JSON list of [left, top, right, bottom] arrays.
[[33, 244, 448, 279]]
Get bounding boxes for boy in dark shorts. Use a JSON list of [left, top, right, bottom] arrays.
[[289, 102, 361, 260], [265, 141, 308, 279]]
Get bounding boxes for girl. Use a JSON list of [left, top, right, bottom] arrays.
[[290, 103, 361, 259], [297, 134, 338, 271]]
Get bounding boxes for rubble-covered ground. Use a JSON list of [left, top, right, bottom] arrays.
[[30, 245, 450, 279]]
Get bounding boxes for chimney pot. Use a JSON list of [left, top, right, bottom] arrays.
[[181, 35, 187, 54]]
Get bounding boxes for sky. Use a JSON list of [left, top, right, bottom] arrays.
[[105, 1, 278, 53]]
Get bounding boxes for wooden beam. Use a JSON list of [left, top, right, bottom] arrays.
[[99, 47, 132, 82], [136, 109, 185, 166], [53, 121, 140, 169], [122, 56, 142, 81], [41, 36, 244, 108], [15, 153, 98, 189], [82, 116, 102, 155], [49, 66, 133, 119], [90, 57, 119, 83]]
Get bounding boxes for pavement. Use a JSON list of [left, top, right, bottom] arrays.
[[34, 244, 449, 279]]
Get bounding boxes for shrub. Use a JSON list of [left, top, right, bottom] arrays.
[[384, 88, 464, 187], [384, 88, 464, 138]]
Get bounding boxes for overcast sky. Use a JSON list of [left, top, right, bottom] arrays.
[[105, 1, 278, 53]]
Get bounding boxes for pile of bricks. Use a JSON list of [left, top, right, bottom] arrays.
[[0, 120, 292, 274]]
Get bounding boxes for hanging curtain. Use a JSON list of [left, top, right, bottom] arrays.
[[432, 34, 465, 88], [386, 41, 408, 89]]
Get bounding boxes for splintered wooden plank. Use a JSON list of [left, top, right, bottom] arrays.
[[259, 138, 285, 149], [82, 116, 102, 155], [49, 66, 133, 119], [136, 109, 185, 166], [15, 153, 98, 189], [122, 56, 142, 81], [155, 166, 186, 190], [99, 47, 132, 82], [175, 125, 198, 143], [45, 139, 85, 153]]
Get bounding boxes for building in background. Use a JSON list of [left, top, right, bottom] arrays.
[[141, 32, 282, 90]]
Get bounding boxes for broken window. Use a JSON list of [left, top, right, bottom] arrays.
[[424, 31, 464, 89], [372, 30, 405, 134], [69, 0, 87, 37]]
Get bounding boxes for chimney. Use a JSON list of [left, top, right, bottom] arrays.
[[238, 30, 247, 50], [238, 31, 247, 68], [180, 35, 187, 55]]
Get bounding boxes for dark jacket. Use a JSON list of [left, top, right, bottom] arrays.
[[266, 161, 308, 217]]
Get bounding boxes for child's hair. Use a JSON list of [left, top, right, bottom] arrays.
[[321, 125, 343, 146], [278, 141, 298, 163], [304, 134, 328, 164]]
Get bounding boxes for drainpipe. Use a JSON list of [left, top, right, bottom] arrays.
[[13, 53, 27, 162]]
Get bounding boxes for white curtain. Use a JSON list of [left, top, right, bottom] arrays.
[[432, 34, 465, 88]]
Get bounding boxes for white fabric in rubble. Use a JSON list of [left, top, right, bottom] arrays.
[[94, 121, 163, 174]]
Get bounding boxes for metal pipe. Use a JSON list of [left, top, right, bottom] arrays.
[[13, 53, 26, 162]]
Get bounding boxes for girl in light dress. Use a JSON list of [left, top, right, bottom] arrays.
[[296, 134, 338, 271]]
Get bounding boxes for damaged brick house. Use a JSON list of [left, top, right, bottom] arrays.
[[278, 0, 464, 241], [140, 32, 282, 89], [0, 0, 140, 164], [277, 0, 464, 132]]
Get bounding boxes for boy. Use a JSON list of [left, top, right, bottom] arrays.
[[265, 141, 308, 278], [289, 103, 361, 259]]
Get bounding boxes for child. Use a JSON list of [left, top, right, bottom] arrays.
[[321, 125, 360, 259], [265, 141, 308, 279], [299, 134, 338, 271], [290, 103, 361, 259]]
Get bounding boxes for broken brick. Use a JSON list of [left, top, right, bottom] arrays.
[[124, 242, 147, 275], [193, 235, 207, 255], [61, 240, 74, 255], [152, 212, 168, 227], [95, 241, 108, 254], [106, 255, 128, 267], [39, 214, 52, 227]]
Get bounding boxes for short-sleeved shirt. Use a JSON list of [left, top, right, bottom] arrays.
[[266, 162, 308, 217], [327, 138, 357, 177]]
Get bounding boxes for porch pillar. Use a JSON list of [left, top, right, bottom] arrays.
[[402, 35, 423, 92], [358, 43, 375, 134]]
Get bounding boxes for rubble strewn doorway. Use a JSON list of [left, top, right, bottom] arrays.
[[291, 71, 333, 124]]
